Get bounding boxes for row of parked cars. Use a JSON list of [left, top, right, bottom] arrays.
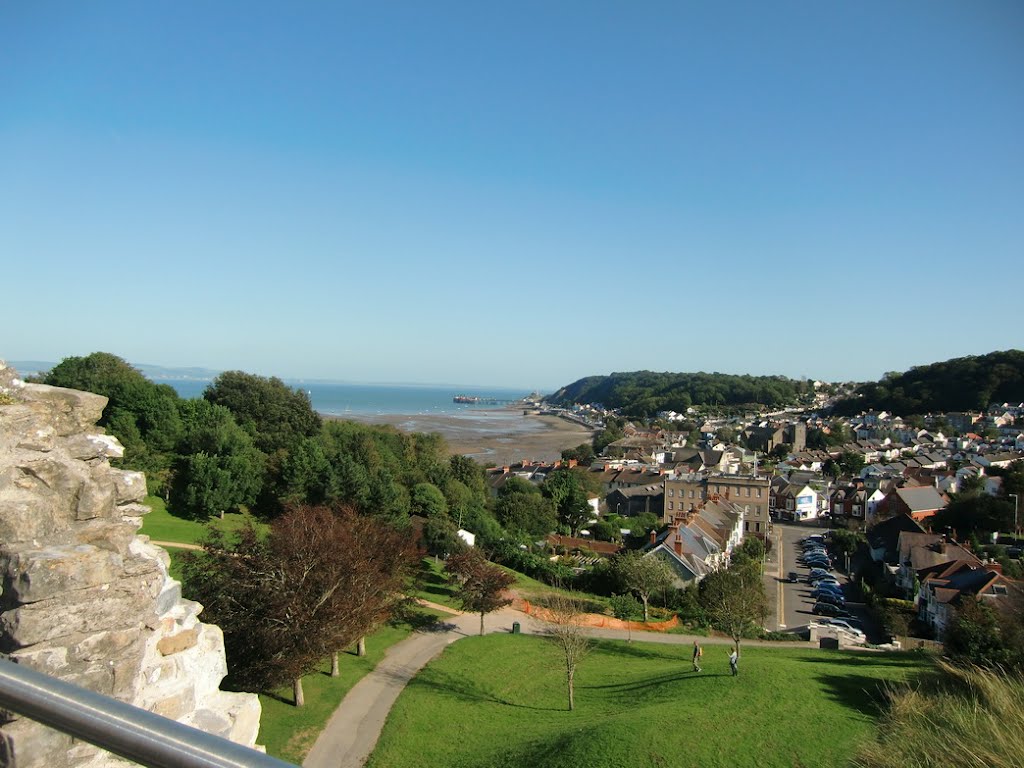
[[794, 533, 866, 642]]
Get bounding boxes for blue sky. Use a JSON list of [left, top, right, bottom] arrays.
[[2, 2, 1022, 390]]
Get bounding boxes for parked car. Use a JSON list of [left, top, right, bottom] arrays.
[[810, 576, 840, 588], [808, 568, 834, 580], [811, 589, 843, 602], [820, 618, 863, 635], [802, 559, 833, 569], [816, 618, 866, 641], [816, 593, 846, 608], [812, 602, 851, 618], [788, 571, 800, 583]]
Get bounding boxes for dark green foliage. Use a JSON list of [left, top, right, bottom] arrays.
[[548, 370, 813, 418], [44, 352, 183, 493], [933, 494, 1015, 538], [832, 349, 1024, 415], [945, 597, 1024, 671], [489, 541, 575, 586], [543, 469, 593, 537], [204, 371, 322, 455], [495, 478, 557, 538], [560, 443, 595, 465]]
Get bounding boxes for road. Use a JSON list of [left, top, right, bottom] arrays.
[[764, 522, 876, 639]]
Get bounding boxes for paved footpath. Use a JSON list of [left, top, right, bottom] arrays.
[[302, 602, 801, 768]]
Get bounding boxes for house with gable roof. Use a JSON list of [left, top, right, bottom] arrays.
[[875, 485, 948, 523], [644, 500, 744, 587], [918, 560, 1020, 639]]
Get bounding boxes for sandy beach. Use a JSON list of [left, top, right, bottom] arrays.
[[326, 408, 594, 465]]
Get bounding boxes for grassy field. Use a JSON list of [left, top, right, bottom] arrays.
[[367, 636, 931, 768], [258, 608, 444, 764], [138, 495, 267, 546]]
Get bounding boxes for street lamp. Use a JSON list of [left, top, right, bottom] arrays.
[[1010, 493, 1019, 540]]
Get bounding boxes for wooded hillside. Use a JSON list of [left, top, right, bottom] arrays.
[[546, 371, 813, 418], [831, 350, 1024, 415]]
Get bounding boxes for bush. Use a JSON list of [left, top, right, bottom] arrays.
[[488, 540, 575, 586]]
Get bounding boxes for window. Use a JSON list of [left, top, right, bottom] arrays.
[[756, 488, 762, 498], [668, 501, 674, 510], [668, 489, 674, 497]]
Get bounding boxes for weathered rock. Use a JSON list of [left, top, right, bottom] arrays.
[[111, 470, 145, 505], [0, 361, 263, 766], [0, 544, 123, 604], [157, 628, 199, 656]]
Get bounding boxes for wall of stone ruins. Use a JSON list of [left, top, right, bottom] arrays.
[[0, 361, 261, 768]]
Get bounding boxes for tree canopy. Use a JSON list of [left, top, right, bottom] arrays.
[[547, 370, 814, 418], [180, 505, 418, 704], [832, 350, 1024, 415]]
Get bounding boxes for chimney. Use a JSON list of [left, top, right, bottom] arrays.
[[568, 458, 577, 468], [649, 529, 657, 546], [988, 562, 1003, 575], [674, 537, 683, 556], [502, 466, 510, 474]]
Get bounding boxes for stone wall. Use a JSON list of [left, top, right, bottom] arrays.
[[0, 362, 261, 767]]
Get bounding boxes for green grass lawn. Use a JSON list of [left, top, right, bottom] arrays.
[[367, 636, 931, 768], [139, 495, 267, 546], [410, 557, 462, 610], [258, 608, 445, 764]]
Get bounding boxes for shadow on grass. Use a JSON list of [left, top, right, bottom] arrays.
[[579, 669, 719, 696], [410, 668, 563, 711], [813, 672, 891, 718], [591, 639, 682, 663]]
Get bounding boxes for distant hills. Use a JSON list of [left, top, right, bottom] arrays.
[[7, 360, 221, 382], [546, 371, 813, 418], [831, 350, 1024, 415]]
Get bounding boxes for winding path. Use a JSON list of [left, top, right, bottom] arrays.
[[302, 602, 794, 768]]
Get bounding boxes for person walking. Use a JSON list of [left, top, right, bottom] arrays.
[[692, 641, 703, 672], [728, 648, 739, 676]]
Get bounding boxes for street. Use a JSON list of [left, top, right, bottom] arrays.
[[763, 521, 878, 641]]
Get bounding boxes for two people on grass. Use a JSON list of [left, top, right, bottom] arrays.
[[691, 641, 738, 676]]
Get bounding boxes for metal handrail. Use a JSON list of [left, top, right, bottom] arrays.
[[0, 658, 296, 768]]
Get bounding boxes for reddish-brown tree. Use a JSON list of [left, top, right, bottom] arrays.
[[182, 504, 418, 705], [445, 549, 515, 635]]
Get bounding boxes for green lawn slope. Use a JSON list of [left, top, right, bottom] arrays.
[[368, 635, 930, 768]]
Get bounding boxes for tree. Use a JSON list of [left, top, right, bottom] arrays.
[[180, 505, 417, 706], [933, 495, 1014, 539], [944, 593, 1024, 671], [609, 593, 640, 642], [410, 482, 448, 519], [543, 469, 592, 537], [445, 550, 515, 635], [169, 398, 264, 519], [43, 352, 183, 494], [613, 551, 675, 622], [699, 563, 769, 654], [204, 371, 321, 455], [837, 450, 866, 477], [545, 594, 591, 711], [495, 480, 557, 539]]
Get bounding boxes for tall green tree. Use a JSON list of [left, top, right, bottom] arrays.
[[613, 551, 675, 622], [699, 561, 769, 653], [495, 479, 557, 539], [43, 352, 184, 493], [169, 399, 264, 519], [204, 371, 321, 455]]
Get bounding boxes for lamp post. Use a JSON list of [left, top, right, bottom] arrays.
[[1010, 493, 1019, 540]]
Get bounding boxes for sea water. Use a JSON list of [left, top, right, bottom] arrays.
[[161, 379, 532, 416]]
